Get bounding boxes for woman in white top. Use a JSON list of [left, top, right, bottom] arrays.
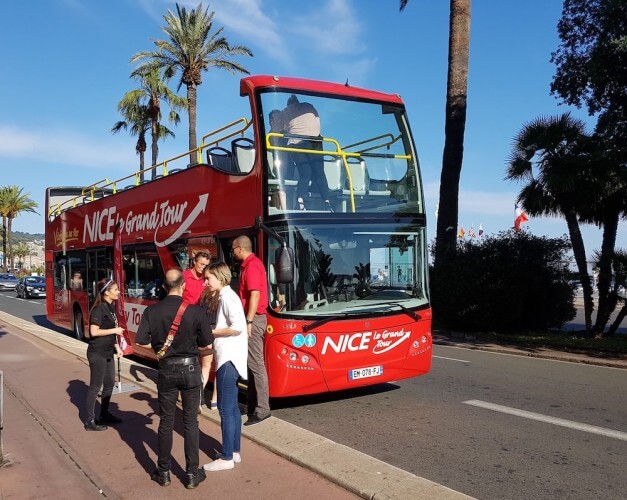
[[201, 262, 248, 472]]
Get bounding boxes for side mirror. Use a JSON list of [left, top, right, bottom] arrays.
[[274, 246, 294, 284]]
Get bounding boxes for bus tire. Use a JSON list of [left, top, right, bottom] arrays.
[[74, 308, 85, 340]]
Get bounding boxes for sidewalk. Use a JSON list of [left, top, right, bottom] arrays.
[[0, 311, 469, 500]]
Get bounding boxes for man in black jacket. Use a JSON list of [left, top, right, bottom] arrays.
[[137, 268, 214, 489]]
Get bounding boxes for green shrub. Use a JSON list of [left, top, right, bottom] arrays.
[[430, 231, 576, 332]]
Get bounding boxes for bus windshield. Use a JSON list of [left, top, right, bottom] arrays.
[[267, 222, 429, 317], [260, 90, 423, 215]]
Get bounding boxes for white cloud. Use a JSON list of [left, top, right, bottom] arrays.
[[0, 125, 135, 170], [287, 0, 364, 56]]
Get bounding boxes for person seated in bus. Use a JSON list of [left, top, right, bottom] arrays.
[[282, 95, 331, 211], [71, 271, 83, 291], [268, 109, 292, 210]]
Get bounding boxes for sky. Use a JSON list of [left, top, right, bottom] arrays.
[[1, 0, 624, 259]]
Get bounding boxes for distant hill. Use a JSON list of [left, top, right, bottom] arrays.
[[2, 231, 45, 244]]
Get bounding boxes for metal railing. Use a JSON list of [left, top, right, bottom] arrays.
[[48, 117, 251, 220]]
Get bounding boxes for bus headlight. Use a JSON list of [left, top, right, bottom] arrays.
[[301, 355, 310, 364], [413, 340, 419, 349], [289, 352, 298, 361]]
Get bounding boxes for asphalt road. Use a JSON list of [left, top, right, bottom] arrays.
[[1, 290, 625, 499]]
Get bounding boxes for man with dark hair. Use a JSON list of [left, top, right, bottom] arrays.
[[183, 251, 211, 305], [231, 235, 271, 425], [136, 268, 214, 489]]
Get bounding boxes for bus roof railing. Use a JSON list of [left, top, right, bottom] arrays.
[[48, 117, 250, 221]]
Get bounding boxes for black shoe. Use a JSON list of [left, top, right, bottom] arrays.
[[98, 412, 122, 425], [186, 468, 206, 489], [244, 413, 271, 426], [151, 469, 171, 487], [84, 420, 108, 431]]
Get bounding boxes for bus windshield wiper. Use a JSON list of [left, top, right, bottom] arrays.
[[345, 300, 420, 321], [303, 313, 353, 332]]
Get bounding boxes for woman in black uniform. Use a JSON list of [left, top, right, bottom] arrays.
[[84, 278, 125, 431]]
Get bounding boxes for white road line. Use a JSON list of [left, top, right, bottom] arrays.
[[464, 399, 627, 441], [434, 355, 471, 363]]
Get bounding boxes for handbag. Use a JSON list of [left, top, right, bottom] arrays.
[[156, 302, 189, 359]]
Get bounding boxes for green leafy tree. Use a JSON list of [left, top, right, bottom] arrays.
[[111, 103, 150, 183], [430, 231, 576, 332], [127, 65, 187, 177], [13, 242, 30, 271], [131, 2, 253, 163], [550, 0, 627, 336], [506, 113, 595, 332], [0, 186, 38, 271], [401, 0, 471, 268]]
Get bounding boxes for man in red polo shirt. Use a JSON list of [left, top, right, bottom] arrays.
[[231, 235, 270, 425]]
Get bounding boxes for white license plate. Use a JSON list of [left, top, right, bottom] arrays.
[[349, 365, 383, 381]]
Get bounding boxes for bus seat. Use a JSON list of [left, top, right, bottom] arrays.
[[231, 137, 255, 173], [343, 158, 368, 196], [206, 146, 233, 172], [324, 156, 344, 191]]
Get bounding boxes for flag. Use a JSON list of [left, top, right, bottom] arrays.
[[458, 225, 465, 238], [113, 222, 133, 355], [514, 204, 529, 232], [469, 226, 476, 238], [478, 224, 484, 238]]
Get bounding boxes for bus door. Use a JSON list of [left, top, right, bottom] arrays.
[[86, 248, 112, 305]]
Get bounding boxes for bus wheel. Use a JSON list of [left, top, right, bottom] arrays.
[[74, 309, 85, 340]]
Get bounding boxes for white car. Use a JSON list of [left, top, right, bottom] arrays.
[[0, 273, 19, 290]]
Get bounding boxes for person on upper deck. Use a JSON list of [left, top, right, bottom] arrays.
[[282, 95, 332, 211]]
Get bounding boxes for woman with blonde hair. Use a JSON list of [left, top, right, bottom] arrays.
[[84, 277, 125, 430], [201, 262, 248, 471]]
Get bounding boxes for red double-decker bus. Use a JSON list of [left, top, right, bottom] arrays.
[[45, 75, 432, 397]]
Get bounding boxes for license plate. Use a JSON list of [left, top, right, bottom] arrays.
[[349, 365, 383, 381]]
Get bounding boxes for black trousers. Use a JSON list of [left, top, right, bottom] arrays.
[[156, 362, 202, 474], [85, 350, 115, 423]]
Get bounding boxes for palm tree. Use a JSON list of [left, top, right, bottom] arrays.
[[131, 2, 253, 163], [13, 242, 30, 272], [0, 186, 10, 271], [2, 186, 38, 272], [112, 103, 151, 183], [126, 65, 187, 177], [401, 0, 471, 268], [506, 113, 595, 332]]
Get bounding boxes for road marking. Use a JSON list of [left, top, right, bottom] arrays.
[[434, 355, 470, 363], [464, 399, 627, 441]]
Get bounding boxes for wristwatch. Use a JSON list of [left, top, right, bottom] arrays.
[[246, 320, 253, 324]]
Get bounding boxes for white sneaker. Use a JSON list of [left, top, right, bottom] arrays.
[[216, 452, 241, 463], [203, 458, 234, 471]]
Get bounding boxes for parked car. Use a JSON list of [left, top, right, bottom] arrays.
[[0, 273, 19, 290], [16, 276, 46, 298]]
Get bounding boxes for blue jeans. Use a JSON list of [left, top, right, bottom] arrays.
[[156, 362, 202, 474], [216, 361, 242, 460], [85, 350, 115, 423]]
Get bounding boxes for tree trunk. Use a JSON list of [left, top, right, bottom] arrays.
[[593, 212, 619, 337], [187, 83, 198, 165], [1, 216, 6, 272], [434, 0, 471, 269], [607, 302, 626, 336], [564, 209, 593, 332], [7, 217, 13, 273], [151, 118, 159, 180]]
